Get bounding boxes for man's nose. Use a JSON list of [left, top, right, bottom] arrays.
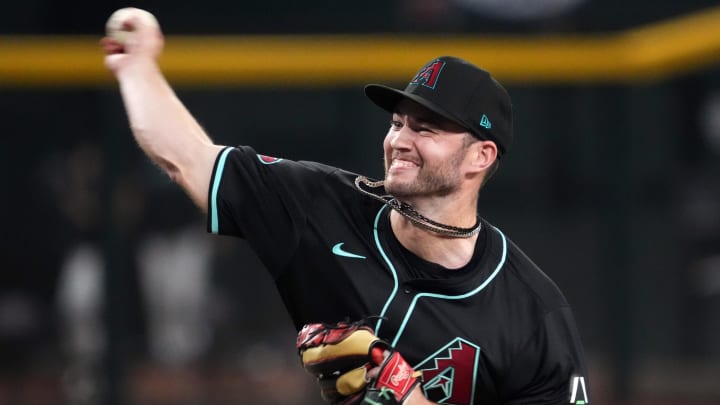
[[390, 126, 415, 150]]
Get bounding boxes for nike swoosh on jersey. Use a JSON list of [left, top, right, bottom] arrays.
[[331, 243, 366, 259]]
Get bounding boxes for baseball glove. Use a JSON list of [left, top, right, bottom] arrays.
[[297, 319, 421, 405]]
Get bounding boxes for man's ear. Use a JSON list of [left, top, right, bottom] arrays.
[[467, 140, 498, 174]]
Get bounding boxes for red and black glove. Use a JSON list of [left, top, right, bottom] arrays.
[[297, 319, 421, 405]]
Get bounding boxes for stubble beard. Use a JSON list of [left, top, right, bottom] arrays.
[[384, 149, 465, 199]]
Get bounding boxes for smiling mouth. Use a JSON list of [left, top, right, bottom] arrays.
[[389, 158, 419, 171]]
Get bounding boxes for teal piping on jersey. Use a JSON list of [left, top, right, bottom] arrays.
[[390, 226, 508, 347], [372, 205, 399, 335], [210, 147, 234, 234], [372, 207, 508, 338]]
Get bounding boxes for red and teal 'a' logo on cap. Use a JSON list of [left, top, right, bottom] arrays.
[[410, 60, 446, 89]]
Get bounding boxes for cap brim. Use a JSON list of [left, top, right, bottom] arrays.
[[364, 84, 469, 133]]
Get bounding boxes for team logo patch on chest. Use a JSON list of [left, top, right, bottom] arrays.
[[414, 338, 480, 404]]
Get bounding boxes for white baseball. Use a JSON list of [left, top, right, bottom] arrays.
[[105, 8, 159, 45]]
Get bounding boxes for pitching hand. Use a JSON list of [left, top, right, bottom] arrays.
[[101, 8, 164, 74]]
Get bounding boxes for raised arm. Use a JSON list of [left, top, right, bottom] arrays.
[[101, 8, 224, 212]]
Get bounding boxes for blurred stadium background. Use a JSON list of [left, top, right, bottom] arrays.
[[2, 0, 720, 404]]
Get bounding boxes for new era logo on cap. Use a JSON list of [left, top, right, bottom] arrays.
[[364, 56, 514, 156], [480, 114, 492, 129]]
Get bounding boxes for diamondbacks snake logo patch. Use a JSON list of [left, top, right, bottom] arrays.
[[414, 337, 480, 404]]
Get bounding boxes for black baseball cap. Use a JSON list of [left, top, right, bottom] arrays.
[[364, 56, 513, 156]]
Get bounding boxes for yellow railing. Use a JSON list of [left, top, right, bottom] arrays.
[[1, 6, 720, 87]]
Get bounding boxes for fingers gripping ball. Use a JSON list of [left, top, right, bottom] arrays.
[[105, 7, 159, 45], [297, 320, 421, 405]]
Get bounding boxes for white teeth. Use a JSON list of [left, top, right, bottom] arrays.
[[391, 159, 418, 169]]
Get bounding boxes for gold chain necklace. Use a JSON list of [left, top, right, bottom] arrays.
[[354, 176, 481, 238]]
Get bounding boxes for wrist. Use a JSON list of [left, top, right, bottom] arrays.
[[115, 57, 162, 81], [362, 385, 428, 405], [402, 386, 431, 404]]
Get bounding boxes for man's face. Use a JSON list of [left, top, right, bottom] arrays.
[[383, 99, 474, 199]]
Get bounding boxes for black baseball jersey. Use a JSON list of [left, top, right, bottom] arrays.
[[207, 146, 590, 405]]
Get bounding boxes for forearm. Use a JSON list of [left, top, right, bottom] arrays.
[[115, 59, 221, 209], [117, 59, 208, 175]]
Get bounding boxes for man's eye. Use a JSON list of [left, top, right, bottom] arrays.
[[390, 120, 402, 128]]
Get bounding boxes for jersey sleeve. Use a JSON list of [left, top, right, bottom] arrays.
[[206, 146, 330, 273], [502, 306, 590, 404]]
